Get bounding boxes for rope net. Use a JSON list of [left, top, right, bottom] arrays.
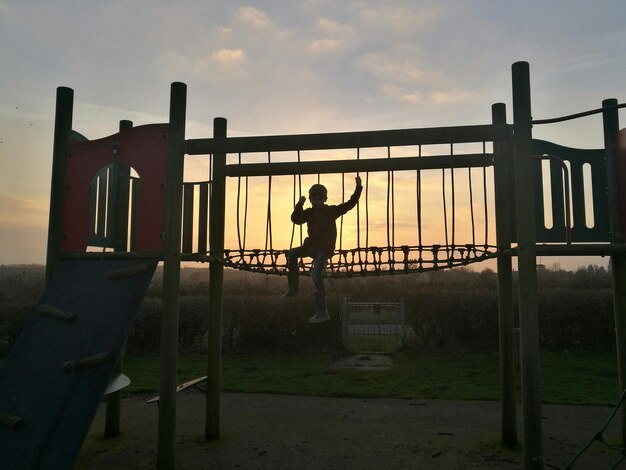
[[183, 142, 500, 276]]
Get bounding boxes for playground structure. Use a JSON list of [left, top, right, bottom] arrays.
[[0, 61, 625, 469]]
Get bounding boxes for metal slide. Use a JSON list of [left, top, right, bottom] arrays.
[[0, 259, 157, 469]]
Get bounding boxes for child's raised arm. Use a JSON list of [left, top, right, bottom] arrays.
[[291, 196, 307, 224], [355, 175, 362, 190], [334, 176, 362, 217]]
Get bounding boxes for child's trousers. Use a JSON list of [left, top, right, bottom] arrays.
[[286, 247, 329, 293]]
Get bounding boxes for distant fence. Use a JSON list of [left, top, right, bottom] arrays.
[[341, 299, 406, 353]]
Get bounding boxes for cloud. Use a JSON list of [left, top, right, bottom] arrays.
[[355, 53, 423, 83], [0, 1, 15, 18], [309, 38, 342, 55], [0, 193, 47, 228], [355, 51, 476, 107], [429, 90, 475, 105], [157, 48, 248, 81], [308, 17, 353, 56], [236, 6, 270, 28], [215, 25, 233, 35], [358, 4, 440, 35], [316, 17, 351, 35], [212, 48, 245, 64]]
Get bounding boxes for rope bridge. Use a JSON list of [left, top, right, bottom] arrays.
[[181, 125, 508, 276], [202, 245, 500, 277]]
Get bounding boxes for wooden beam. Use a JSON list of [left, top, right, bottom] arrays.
[[186, 124, 509, 155], [224, 153, 493, 177]]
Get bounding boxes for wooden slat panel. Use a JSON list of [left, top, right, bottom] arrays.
[[570, 162, 586, 234], [96, 171, 108, 239], [89, 176, 98, 239], [197, 184, 209, 253], [550, 159, 565, 232], [113, 163, 131, 251], [182, 184, 194, 253], [129, 177, 141, 251]]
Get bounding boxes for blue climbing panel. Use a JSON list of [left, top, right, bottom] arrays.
[[0, 258, 157, 469]]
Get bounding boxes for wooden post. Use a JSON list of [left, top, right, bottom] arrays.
[[512, 61, 543, 469], [103, 119, 133, 438], [492, 103, 518, 445], [206, 117, 227, 439], [113, 120, 133, 252], [157, 82, 187, 470], [46, 87, 74, 285], [603, 98, 626, 444]]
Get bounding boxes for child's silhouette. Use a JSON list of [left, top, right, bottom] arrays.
[[283, 176, 362, 323]]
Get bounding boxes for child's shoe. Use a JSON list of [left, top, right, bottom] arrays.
[[281, 273, 299, 298], [309, 292, 330, 323]]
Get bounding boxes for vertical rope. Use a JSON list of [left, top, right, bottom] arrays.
[[289, 171, 297, 250], [236, 153, 244, 252], [298, 150, 303, 246], [243, 175, 248, 251], [365, 171, 370, 249], [339, 172, 345, 250], [417, 145, 422, 248], [468, 158, 476, 247], [390, 150, 396, 251], [388, 146, 396, 270], [482, 141, 489, 247], [264, 151, 273, 266], [442, 165, 449, 250], [356, 148, 362, 266], [386, 149, 391, 249], [208, 153, 213, 252], [450, 144, 456, 256]]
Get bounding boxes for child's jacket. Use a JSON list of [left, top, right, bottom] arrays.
[[290, 185, 362, 253]]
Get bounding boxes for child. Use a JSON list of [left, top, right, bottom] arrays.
[[283, 176, 362, 323]]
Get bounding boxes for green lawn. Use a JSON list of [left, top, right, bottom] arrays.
[[118, 351, 621, 406]]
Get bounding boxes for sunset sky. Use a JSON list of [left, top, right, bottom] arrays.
[[1, 1, 625, 270]]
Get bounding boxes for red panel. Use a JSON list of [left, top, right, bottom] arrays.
[[62, 124, 169, 252]]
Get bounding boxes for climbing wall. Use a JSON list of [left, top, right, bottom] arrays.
[[0, 258, 157, 469]]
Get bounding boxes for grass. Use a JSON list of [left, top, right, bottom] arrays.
[[346, 334, 403, 353], [118, 350, 621, 406]]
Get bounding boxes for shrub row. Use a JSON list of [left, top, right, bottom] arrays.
[[0, 265, 617, 356]]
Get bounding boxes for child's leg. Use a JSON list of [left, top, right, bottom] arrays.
[[282, 246, 306, 298], [310, 251, 329, 293], [309, 251, 330, 323], [287, 247, 304, 273]]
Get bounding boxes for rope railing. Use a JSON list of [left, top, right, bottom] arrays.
[[536, 389, 626, 470], [531, 102, 626, 125]]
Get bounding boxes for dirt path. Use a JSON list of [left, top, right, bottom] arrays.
[[76, 391, 624, 469]]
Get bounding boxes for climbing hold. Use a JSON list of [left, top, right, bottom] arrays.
[[0, 410, 23, 430], [63, 352, 114, 373], [108, 263, 152, 280], [37, 304, 77, 323]]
